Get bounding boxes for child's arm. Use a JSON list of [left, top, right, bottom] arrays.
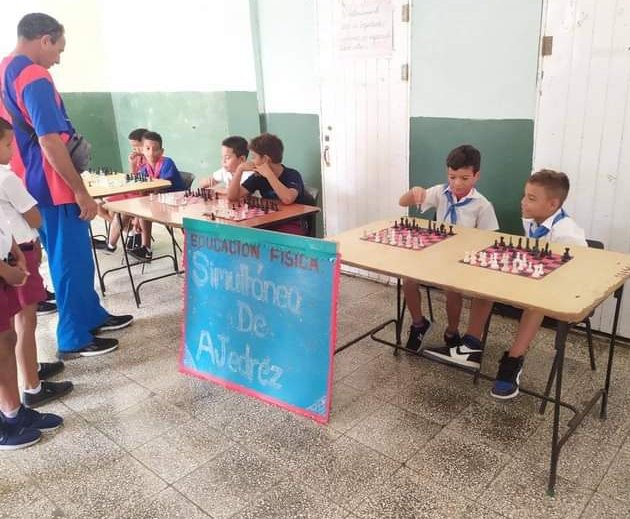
[[20, 206, 42, 230], [3, 171, 42, 229], [0, 238, 29, 287], [255, 163, 298, 205], [227, 163, 254, 201], [399, 187, 426, 207]]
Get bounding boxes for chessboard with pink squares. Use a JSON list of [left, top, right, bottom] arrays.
[[361, 217, 456, 250], [462, 236, 572, 280], [183, 189, 279, 222]]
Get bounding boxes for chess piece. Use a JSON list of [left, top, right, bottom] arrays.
[[448, 225, 454, 236], [469, 252, 477, 265], [499, 236, 505, 248], [463, 251, 471, 264], [490, 256, 500, 270], [562, 247, 571, 262], [517, 237, 522, 249], [480, 252, 488, 267]]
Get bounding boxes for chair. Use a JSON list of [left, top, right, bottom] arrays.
[[303, 185, 320, 238], [180, 171, 195, 191], [478, 238, 603, 412]]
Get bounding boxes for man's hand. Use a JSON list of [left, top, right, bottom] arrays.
[[75, 191, 98, 220]]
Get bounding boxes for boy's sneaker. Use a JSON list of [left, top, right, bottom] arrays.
[[0, 424, 41, 451], [423, 333, 484, 369], [129, 246, 152, 262], [38, 361, 65, 380], [23, 381, 74, 408], [405, 319, 431, 352], [37, 301, 57, 315], [443, 330, 462, 348], [125, 233, 141, 250], [91, 314, 134, 334], [58, 337, 119, 359], [2, 405, 63, 432], [491, 353, 524, 400]]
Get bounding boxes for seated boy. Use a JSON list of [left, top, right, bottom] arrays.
[[128, 131, 185, 261], [399, 144, 499, 353], [94, 128, 148, 253], [227, 133, 309, 235], [436, 170, 587, 399], [199, 136, 253, 188]]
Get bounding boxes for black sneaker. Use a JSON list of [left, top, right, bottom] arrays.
[[405, 319, 431, 352], [23, 381, 74, 408], [423, 334, 484, 369], [128, 246, 152, 262], [36, 301, 57, 315], [91, 314, 134, 334], [443, 330, 462, 348], [58, 337, 119, 359], [92, 237, 108, 250], [125, 233, 142, 250], [45, 289, 55, 302], [2, 405, 63, 432], [38, 361, 65, 380], [491, 353, 524, 400]]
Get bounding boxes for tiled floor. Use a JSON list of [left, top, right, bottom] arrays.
[[3, 229, 630, 518]]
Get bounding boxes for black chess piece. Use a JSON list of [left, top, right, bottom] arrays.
[[533, 238, 540, 253], [517, 237, 522, 250], [210, 212, 216, 221], [525, 238, 531, 252], [448, 225, 454, 236], [562, 247, 571, 262], [508, 237, 514, 249], [494, 239, 498, 248], [499, 236, 505, 248]]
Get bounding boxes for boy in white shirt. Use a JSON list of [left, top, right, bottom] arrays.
[[199, 136, 253, 188], [0, 118, 73, 408], [399, 145, 499, 354], [429, 169, 587, 400]]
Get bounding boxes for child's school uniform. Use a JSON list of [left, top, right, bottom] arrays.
[[421, 184, 499, 230], [522, 207, 587, 247], [0, 211, 20, 333], [137, 156, 185, 192]]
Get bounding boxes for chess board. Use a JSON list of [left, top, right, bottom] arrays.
[[182, 191, 279, 222], [360, 218, 455, 250], [82, 172, 128, 189], [461, 239, 572, 280]]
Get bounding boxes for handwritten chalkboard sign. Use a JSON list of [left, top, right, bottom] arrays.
[[180, 218, 340, 423]]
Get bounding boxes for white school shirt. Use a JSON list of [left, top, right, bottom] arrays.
[[421, 184, 499, 230], [211, 168, 253, 186], [0, 207, 13, 261], [522, 208, 587, 247], [0, 165, 38, 244]]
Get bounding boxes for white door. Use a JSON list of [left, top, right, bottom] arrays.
[[317, 0, 411, 237], [533, 0, 630, 335]]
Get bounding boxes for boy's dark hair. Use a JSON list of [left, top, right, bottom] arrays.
[[528, 169, 570, 204], [0, 117, 13, 138], [142, 131, 163, 148], [18, 13, 64, 43], [249, 133, 283, 163], [222, 136, 248, 159], [446, 144, 481, 173], [128, 128, 148, 141]]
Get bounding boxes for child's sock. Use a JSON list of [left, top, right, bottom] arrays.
[[2, 406, 21, 419], [24, 383, 42, 395], [412, 318, 427, 328]]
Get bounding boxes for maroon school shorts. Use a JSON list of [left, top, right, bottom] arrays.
[[14, 242, 46, 308]]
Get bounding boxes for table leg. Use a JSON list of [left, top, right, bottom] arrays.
[[88, 222, 106, 296], [118, 213, 141, 307], [601, 286, 624, 419]]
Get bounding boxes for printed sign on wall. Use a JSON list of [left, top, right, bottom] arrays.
[[180, 218, 340, 423]]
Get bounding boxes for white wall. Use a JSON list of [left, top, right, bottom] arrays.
[[255, 0, 320, 114], [411, 0, 542, 119], [0, 0, 257, 93]]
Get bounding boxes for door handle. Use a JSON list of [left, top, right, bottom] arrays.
[[323, 145, 331, 167]]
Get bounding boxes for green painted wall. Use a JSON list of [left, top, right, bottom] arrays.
[[63, 93, 122, 171], [410, 117, 534, 234], [111, 91, 259, 185], [261, 113, 323, 236]]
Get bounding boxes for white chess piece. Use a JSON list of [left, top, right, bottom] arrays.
[[463, 251, 471, 264], [526, 261, 533, 274], [490, 257, 500, 270], [480, 252, 488, 267], [531, 264, 542, 278], [511, 259, 520, 274], [470, 252, 477, 265]]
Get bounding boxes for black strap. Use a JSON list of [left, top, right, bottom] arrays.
[[1, 79, 37, 141]]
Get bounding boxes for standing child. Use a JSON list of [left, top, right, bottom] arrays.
[[128, 131, 185, 261], [228, 133, 309, 235], [440, 170, 587, 399], [0, 117, 73, 407], [199, 136, 253, 188], [0, 229, 63, 450], [399, 144, 499, 355]]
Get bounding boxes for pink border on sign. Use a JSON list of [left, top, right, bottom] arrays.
[[177, 235, 341, 425]]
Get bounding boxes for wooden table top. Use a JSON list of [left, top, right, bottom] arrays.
[[331, 218, 630, 322], [104, 193, 320, 230], [84, 173, 171, 198]]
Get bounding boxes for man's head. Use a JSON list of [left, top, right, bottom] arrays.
[[445, 144, 481, 199], [17, 13, 66, 69], [249, 133, 283, 166], [0, 118, 14, 166], [128, 128, 148, 154], [221, 136, 248, 173], [522, 169, 569, 222], [141, 131, 164, 164]]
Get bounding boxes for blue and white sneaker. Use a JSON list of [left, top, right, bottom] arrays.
[[491, 353, 524, 400], [422, 334, 483, 369], [0, 423, 41, 451], [405, 319, 432, 352], [2, 405, 63, 433]]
